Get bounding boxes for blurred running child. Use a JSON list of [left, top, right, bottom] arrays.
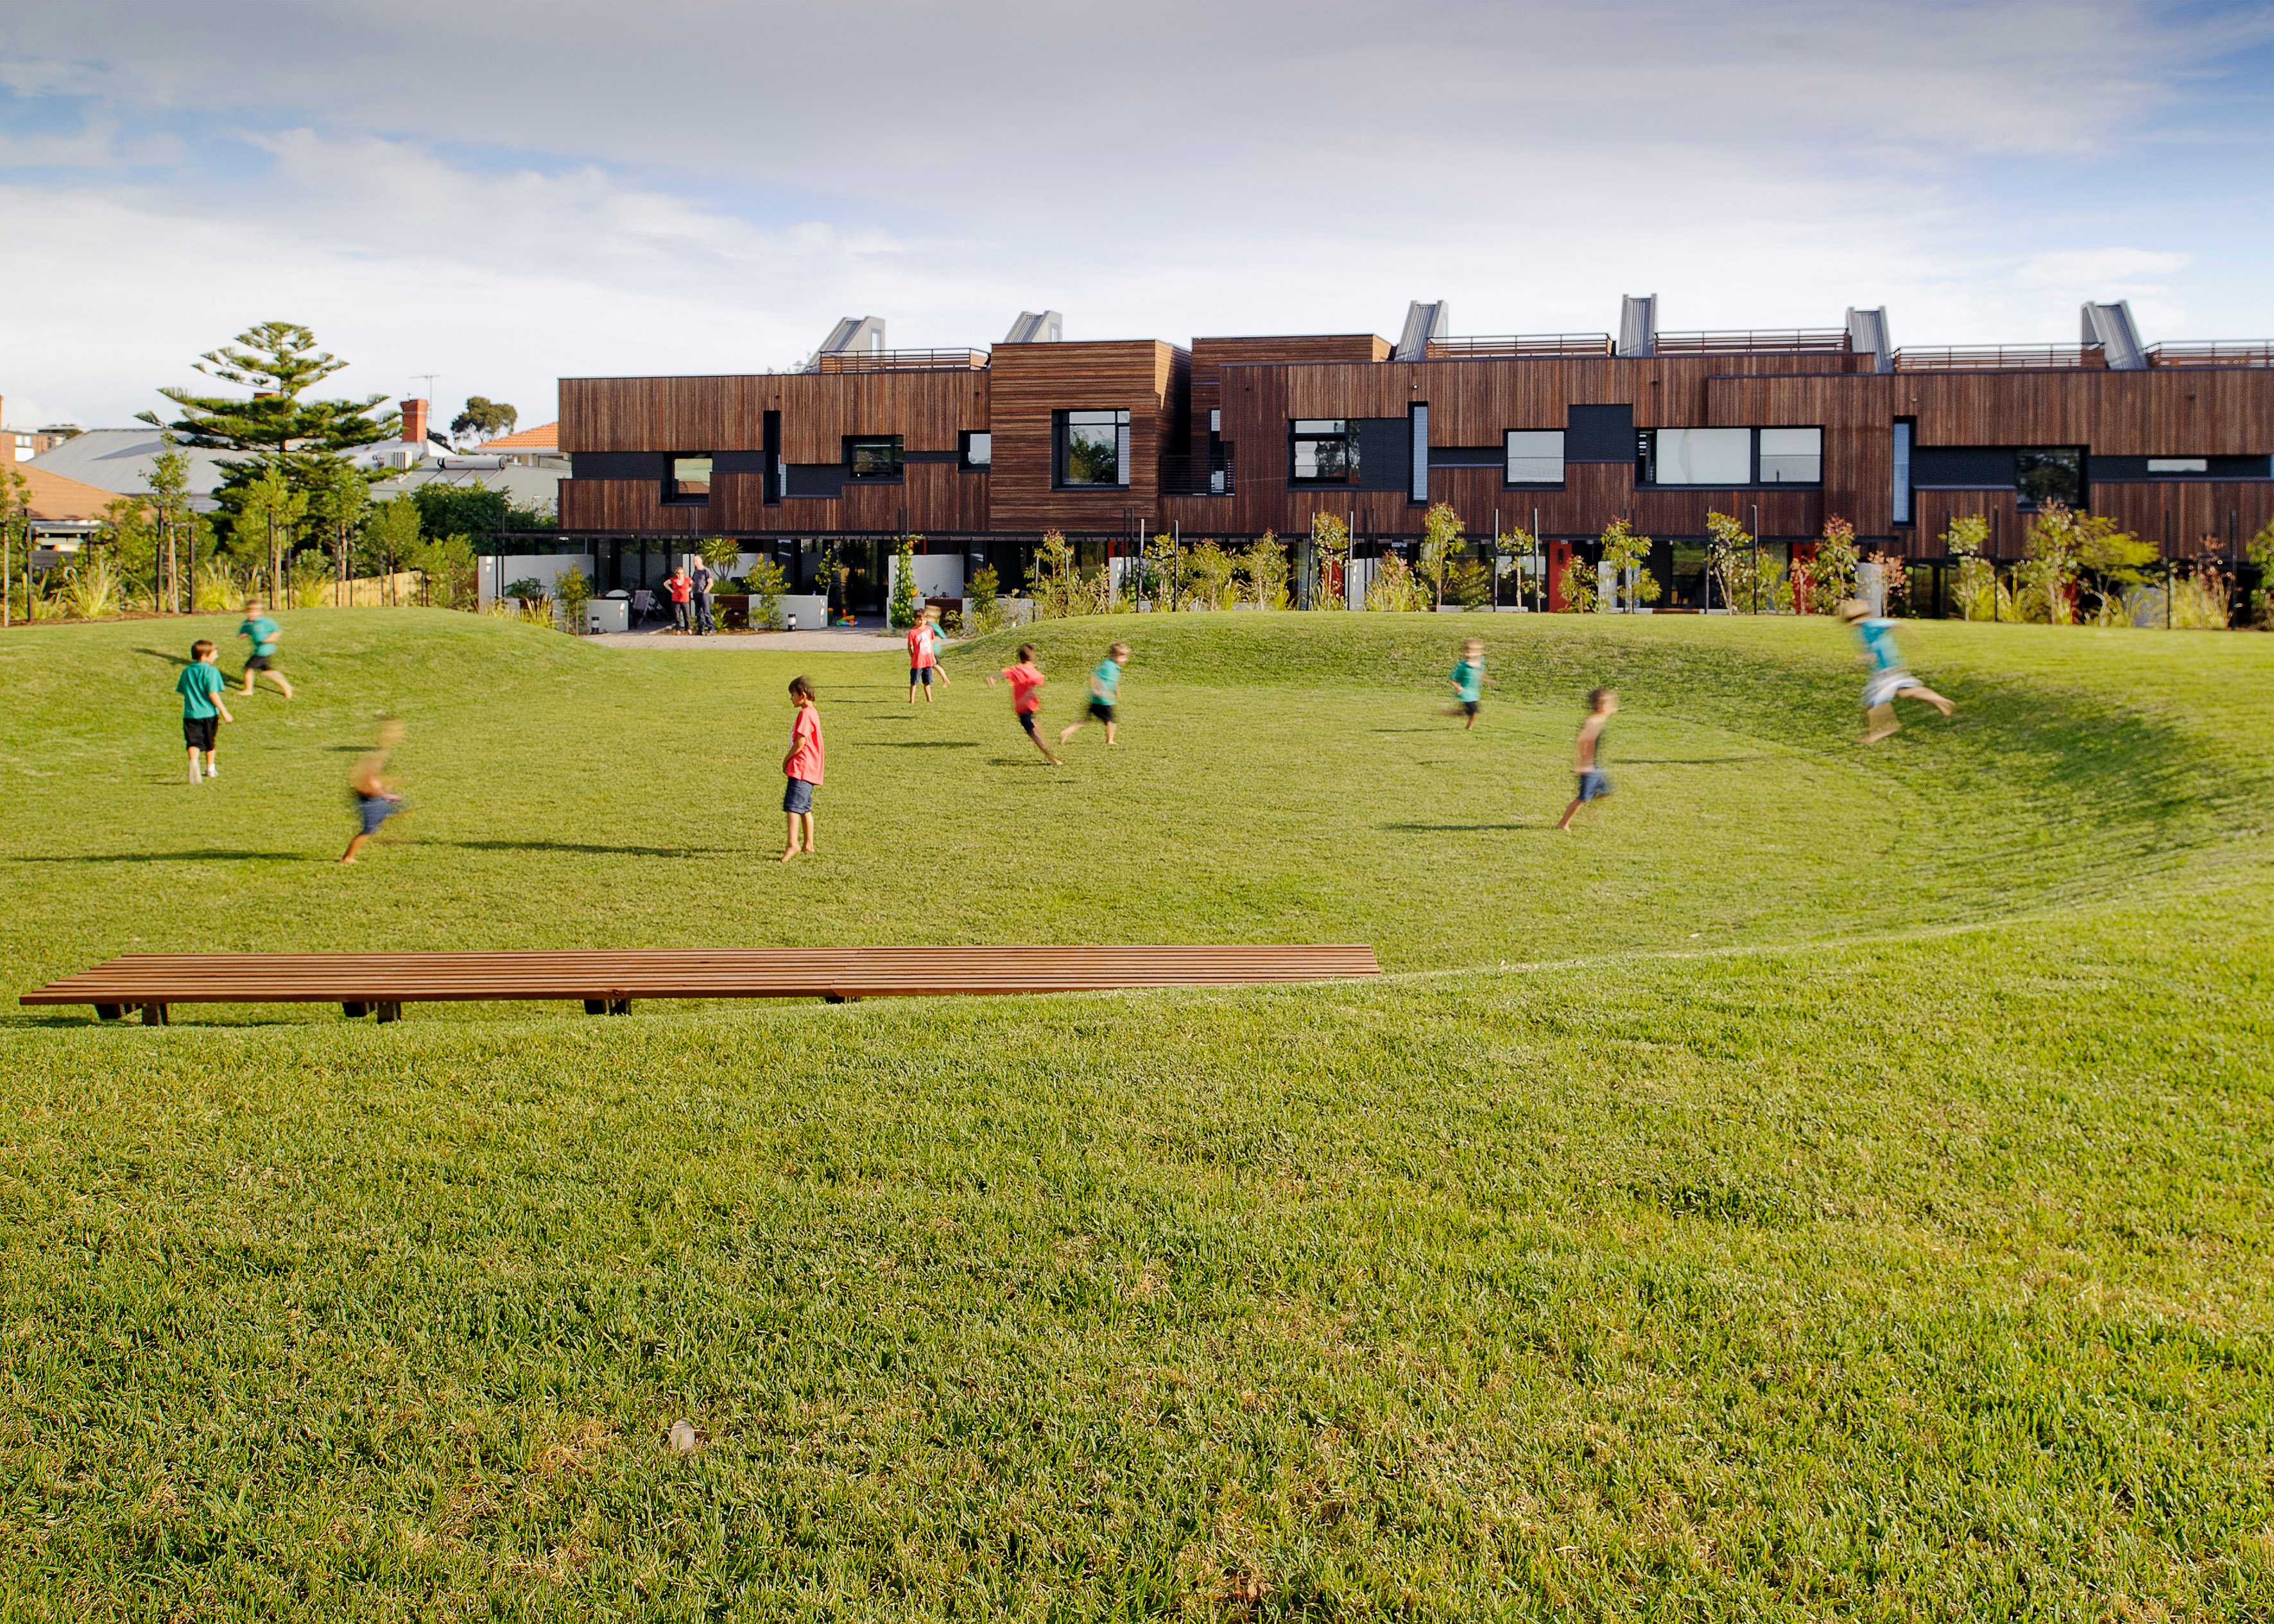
[[922, 607, 952, 687], [667, 565, 694, 633], [1446, 638, 1486, 729], [1839, 599, 1954, 744], [1555, 688, 1618, 832], [340, 719, 408, 864], [176, 638, 234, 783], [987, 644, 1062, 765], [906, 608, 940, 703], [236, 598, 293, 698], [1060, 641, 1130, 748], [780, 675, 824, 862]]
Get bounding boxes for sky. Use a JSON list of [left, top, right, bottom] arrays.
[[3, 0, 2271, 433]]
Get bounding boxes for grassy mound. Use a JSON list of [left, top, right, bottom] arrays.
[[2, 610, 2270, 1618]]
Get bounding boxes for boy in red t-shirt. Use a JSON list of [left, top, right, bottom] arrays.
[[780, 676, 824, 861], [986, 644, 1061, 765], [906, 612, 938, 704]]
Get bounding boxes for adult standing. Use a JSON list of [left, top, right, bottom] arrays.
[[666, 565, 694, 633], [691, 560, 716, 636]]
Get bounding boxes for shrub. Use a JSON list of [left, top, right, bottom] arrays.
[[1864, 549, 1912, 616], [553, 566, 592, 632], [1141, 534, 1178, 611], [1418, 502, 1465, 608], [2171, 561, 2235, 629], [59, 554, 123, 620], [1556, 553, 1597, 613], [1448, 556, 1492, 608], [1800, 517, 1858, 613], [742, 558, 788, 628], [1031, 531, 1080, 619], [1705, 511, 1786, 611], [1366, 552, 1429, 611], [1308, 513, 1350, 609], [1184, 540, 1237, 610], [2250, 518, 2274, 628], [1240, 531, 1288, 610], [1598, 518, 1659, 611], [966, 564, 1006, 635], [888, 533, 920, 628]]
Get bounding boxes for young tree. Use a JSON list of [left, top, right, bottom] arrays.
[[137, 323, 397, 519], [1142, 532, 1179, 611], [1805, 517, 1859, 612], [363, 494, 424, 603], [1240, 530, 1288, 609], [1941, 513, 1999, 621], [1184, 538, 1237, 610], [97, 496, 159, 608], [449, 396, 519, 445], [1706, 509, 1787, 612], [1, 465, 30, 629], [145, 450, 194, 613], [1308, 511, 1351, 609], [232, 464, 309, 603], [1418, 502, 1465, 609], [307, 458, 371, 595], [888, 533, 921, 628], [1598, 518, 1660, 611]]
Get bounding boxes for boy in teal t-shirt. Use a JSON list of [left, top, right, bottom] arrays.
[[1445, 638, 1486, 729], [236, 597, 295, 698], [1058, 641, 1131, 749], [175, 638, 235, 783]]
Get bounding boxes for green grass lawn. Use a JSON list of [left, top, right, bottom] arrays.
[[2, 609, 2270, 1619]]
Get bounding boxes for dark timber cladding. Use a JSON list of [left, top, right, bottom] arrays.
[[556, 308, 2274, 560]]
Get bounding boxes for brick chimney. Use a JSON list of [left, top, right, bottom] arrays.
[[400, 397, 429, 447]]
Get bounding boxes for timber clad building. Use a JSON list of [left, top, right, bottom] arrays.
[[556, 299, 2274, 613]]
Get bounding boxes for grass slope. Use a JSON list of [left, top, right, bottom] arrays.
[[1, 610, 2270, 1619]]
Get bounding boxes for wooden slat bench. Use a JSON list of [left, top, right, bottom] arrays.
[[21, 945, 1381, 1025]]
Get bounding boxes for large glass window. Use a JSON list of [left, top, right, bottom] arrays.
[[2147, 456, 2207, 473], [666, 455, 712, 503], [1504, 429, 1565, 484], [960, 431, 992, 468], [1651, 428, 1751, 485], [1409, 405, 1429, 502], [1057, 409, 1129, 487], [1891, 421, 1913, 524], [1291, 419, 1358, 483], [845, 436, 904, 481], [2016, 447, 2083, 508], [1758, 428, 1822, 484]]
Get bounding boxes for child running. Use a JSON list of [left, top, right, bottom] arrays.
[[1838, 599, 1954, 744], [781, 675, 823, 862], [176, 638, 234, 783], [986, 644, 1062, 765], [1555, 688, 1618, 832], [236, 598, 293, 698], [923, 608, 952, 687], [340, 719, 408, 864], [1447, 638, 1486, 729], [1060, 642, 1130, 748], [906, 609, 940, 703]]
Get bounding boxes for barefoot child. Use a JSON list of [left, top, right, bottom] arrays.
[[987, 644, 1062, 765], [176, 638, 234, 783], [237, 599, 294, 698], [1839, 599, 1954, 744], [340, 719, 407, 863], [780, 676, 823, 861], [906, 610, 939, 703], [1556, 688, 1618, 831], [1060, 642, 1129, 748], [922, 607, 952, 687], [1447, 638, 1485, 729]]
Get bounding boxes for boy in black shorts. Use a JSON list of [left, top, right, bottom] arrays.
[[340, 719, 408, 863], [175, 638, 234, 783], [1059, 641, 1130, 748]]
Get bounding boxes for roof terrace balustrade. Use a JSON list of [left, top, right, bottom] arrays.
[[1422, 333, 1614, 361], [812, 348, 991, 374], [1651, 329, 1852, 356], [1892, 345, 2107, 371], [2144, 341, 2274, 368]]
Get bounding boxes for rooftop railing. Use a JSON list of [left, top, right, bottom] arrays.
[[1891, 345, 2106, 371], [1652, 329, 1851, 356], [813, 348, 990, 374], [2146, 341, 2274, 368], [1424, 333, 1614, 360]]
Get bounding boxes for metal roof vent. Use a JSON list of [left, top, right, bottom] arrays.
[[805, 316, 886, 370], [2081, 300, 2146, 370], [1616, 295, 1657, 358], [1003, 311, 1064, 343], [1394, 300, 1451, 362], [1845, 307, 1893, 373]]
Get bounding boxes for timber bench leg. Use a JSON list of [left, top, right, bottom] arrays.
[[583, 999, 607, 1016], [374, 1002, 402, 1024], [342, 1002, 370, 1019], [610, 999, 631, 1016], [583, 999, 633, 1016], [139, 1003, 168, 1027], [93, 1004, 124, 1022]]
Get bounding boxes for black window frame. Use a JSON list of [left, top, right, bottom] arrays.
[[2015, 446, 2085, 510], [1891, 418, 1915, 526], [1502, 428, 1567, 488], [664, 454, 714, 506], [1289, 418, 1360, 486], [843, 434, 905, 483], [1633, 427, 1824, 488], [1053, 409, 1130, 490], [959, 429, 992, 470]]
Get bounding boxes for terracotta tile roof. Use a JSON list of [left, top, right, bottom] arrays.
[[478, 420, 558, 452], [10, 463, 127, 521]]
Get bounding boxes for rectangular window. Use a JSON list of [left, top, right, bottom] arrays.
[[2016, 447, 2083, 508], [1651, 428, 1751, 485], [960, 431, 992, 468], [1891, 421, 1913, 524], [1209, 409, 1221, 432], [845, 436, 904, 481], [1504, 429, 1565, 484], [1291, 418, 1359, 484], [2147, 456, 2207, 473], [666, 455, 712, 503], [1409, 405, 1429, 502], [1056, 409, 1129, 487], [1759, 427, 1822, 484]]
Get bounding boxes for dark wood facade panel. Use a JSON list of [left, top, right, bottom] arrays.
[[560, 375, 759, 454], [1900, 369, 2274, 454], [2087, 481, 2274, 558], [562, 371, 988, 459]]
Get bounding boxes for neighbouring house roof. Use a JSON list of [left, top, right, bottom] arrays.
[[478, 420, 558, 452], [12, 463, 126, 522], [26, 428, 245, 509], [366, 460, 563, 515]]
